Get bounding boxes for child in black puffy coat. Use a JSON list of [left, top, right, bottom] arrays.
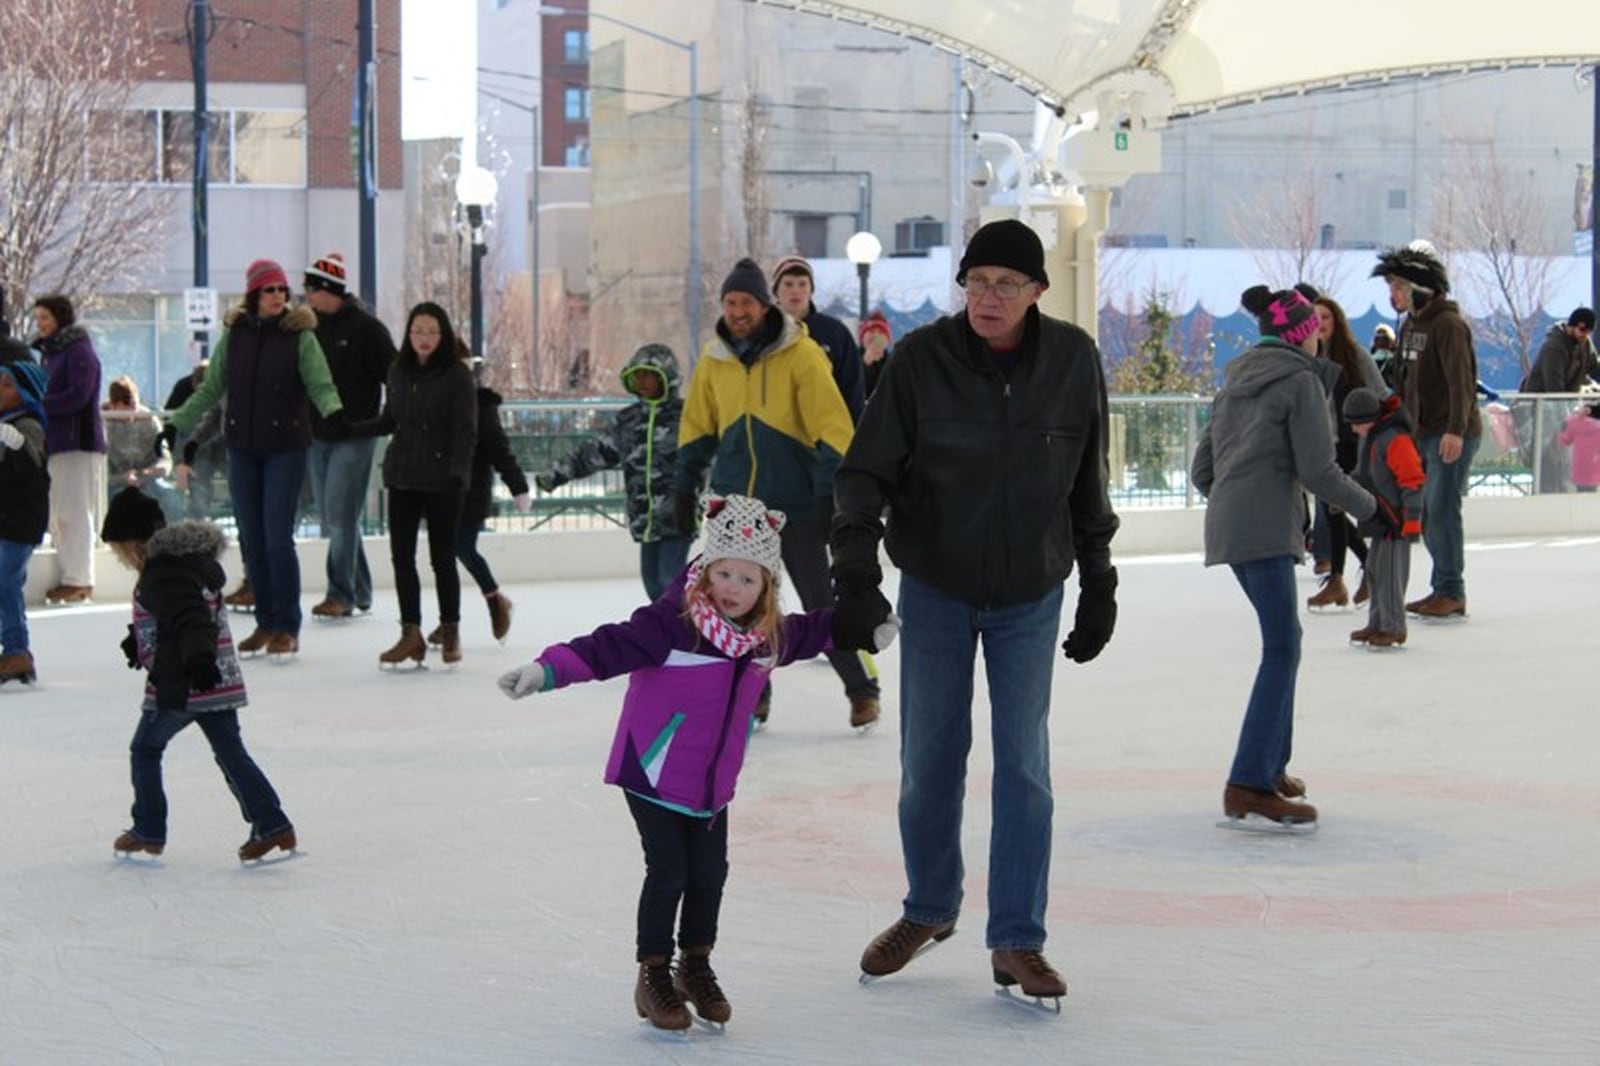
[[101, 487, 296, 862]]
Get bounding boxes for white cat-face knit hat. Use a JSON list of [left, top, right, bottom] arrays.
[[698, 494, 785, 575]]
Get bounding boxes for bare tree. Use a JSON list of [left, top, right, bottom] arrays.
[[738, 90, 772, 259], [0, 0, 171, 328], [1225, 131, 1349, 296], [1430, 137, 1558, 378]]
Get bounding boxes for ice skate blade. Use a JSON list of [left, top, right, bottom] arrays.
[[858, 933, 955, 985], [0, 674, 37, 686], [994, 986, 1063, 1014], [240, 848, 301, 866], [378, 661, 427, 672], [689, 1016, 727, 1034], [636, 1019, 692, 1042], [113, 851, 164, 866], [1217, 814, 1318, 835]]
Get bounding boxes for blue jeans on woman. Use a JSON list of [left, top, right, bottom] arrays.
[[0, 538, 34, 655], [228, 448, 309, 635], [128, 706, 289, 844], [895, 572, 1062, 951], [1227, 556, 1301, 791], [1418, 433, 1481, 601], [309, 438, 377, 610]]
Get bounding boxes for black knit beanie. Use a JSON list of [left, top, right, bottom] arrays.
[[957, 219, 1049, 287], [101, 486, 166, 543], [720, 258, 772, 305]]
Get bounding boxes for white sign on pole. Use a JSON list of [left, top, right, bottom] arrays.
[[184, 287, 218, 332]]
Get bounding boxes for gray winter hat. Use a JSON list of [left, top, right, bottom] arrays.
[[1342, 387, 1383, 423]]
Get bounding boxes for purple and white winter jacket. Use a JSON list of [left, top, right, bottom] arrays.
[[537, 579, 833, 817]]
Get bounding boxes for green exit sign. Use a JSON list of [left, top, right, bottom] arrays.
[[1114, 130, 1129, 151]]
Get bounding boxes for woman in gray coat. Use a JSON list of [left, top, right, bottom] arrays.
[[1190, 286, 1381, 829]]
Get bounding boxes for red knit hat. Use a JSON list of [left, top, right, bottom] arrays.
[[858, 310, 891, 344], [245, 259, 289, 294]]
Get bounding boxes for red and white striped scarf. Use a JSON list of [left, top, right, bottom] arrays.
[[684, 561, 769, 661]]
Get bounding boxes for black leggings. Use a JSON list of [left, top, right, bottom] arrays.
[[387, 486, 464, 626], [625, 791, 728, 960]]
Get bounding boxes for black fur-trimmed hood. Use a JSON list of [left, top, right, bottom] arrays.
[[145, 520, 228, 561]]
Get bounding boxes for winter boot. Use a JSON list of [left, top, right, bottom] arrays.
[[849, 695, 881, 730], [860, 918, 956, 977], [239, 826, 296, 861], [224, 579, 254, 611], [379, 624, 427, 667], [991, 949, 1068, 999], [487, 591, 514, 643], [237, 628, 273, 656], [0, 650, 37, 684], [438, 623, 462, 665], [634, 957, 691, 1031], [673, 947, 732, 1025], [1307, 574, 1348, 609], [1223, 783, 1318, 826], [113, 830, 164, 856]]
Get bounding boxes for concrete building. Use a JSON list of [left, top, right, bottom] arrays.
[[78, 1, 407, 408]]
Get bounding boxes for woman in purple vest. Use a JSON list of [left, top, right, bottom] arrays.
[[169, 260, 346, 659]]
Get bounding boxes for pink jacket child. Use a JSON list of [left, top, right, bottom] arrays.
[[1557, 407, 1600, 489]]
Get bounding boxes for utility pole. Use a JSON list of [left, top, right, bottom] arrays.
[[358, 0, 378, 308], [190, 0, 209, 351]]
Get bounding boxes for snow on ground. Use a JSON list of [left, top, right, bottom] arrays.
[[2, 537, 1598, 1064]]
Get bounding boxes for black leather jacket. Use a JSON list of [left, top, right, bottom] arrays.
[[832, 306, 1118, 607]]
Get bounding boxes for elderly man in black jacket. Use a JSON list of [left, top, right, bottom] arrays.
[[829, 219, 1119, 1004]]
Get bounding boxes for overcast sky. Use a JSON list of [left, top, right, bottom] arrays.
[[401, 0, 477, 143]]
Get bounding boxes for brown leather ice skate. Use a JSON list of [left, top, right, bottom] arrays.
[[860, 918, 956, 977], [635, 957, 691, 1030]]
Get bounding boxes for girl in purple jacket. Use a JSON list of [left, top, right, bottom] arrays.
[[499, 494, 895, 1033]]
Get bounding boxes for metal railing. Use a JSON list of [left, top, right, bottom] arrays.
[[122, 392, 1595, 539]]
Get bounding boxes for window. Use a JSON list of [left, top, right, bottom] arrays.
[[90, 108, 306, 187], [564, 139, 590, 167], [1387, 189, 1407, 210], [564, 29, 588, 64], [893, 215, 945, 255], [564, 87, 589, 122], [794, 215, 827, 259]]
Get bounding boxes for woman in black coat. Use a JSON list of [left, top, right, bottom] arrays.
[[355, 303, 476, 667]]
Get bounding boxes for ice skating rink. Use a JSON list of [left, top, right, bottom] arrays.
[[2, 535, 1596, 1065]]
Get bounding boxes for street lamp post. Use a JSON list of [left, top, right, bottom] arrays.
[[539, 5, 700, 354], [455, 166, 500, 364], [846, 231, 883, 324]]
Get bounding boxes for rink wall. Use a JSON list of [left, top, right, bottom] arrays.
[[24, 494, 1600, 606]]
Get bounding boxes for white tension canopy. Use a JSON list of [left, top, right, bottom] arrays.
[[750, 0, 1600, 123]]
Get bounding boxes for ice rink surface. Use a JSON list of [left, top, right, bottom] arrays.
[[2, 536, 1597, 1064]]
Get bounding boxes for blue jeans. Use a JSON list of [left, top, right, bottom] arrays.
[[228, 448, 309, 635], [640, 536, 692, 602], [1227, 556, 1301, 791], [895, 572, 1062, 950], [128, 707, 289, 843], [308, 438, 376, 609], [1418, 433, 1480, 600], [0, 538, 34, 654]]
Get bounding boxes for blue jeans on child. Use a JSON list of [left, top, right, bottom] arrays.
[[308, 438, 377, 610], [895, 572, 1062, 951], [640, 536, 692, 602], [0, 538, 34, 655], [128, 707, 289, 843], [1227, 556, 1301, 791]]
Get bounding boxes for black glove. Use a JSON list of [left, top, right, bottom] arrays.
[[181, 440, 200, 466], [816, 495, 834, 540], [830, 559, 891, 652], [1062, 566, 1118, 664], [120, 625, 140, 669], [673, 490, 699, 537], [321, 407, 352, 441], [185, 654, 222, 692]]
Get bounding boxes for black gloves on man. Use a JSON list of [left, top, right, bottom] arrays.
[[120, 625, 141, 669], [320, 408, 353, 441], [1062, 566, 1118, 664], [672, 490, 699, 537], [830, 558, 892, 652]]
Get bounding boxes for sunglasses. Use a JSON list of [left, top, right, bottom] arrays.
[[259, 285, 291, 295]]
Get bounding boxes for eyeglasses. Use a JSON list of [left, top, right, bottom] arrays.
[[962, 277, 1034, 300], [259, 285, 291, 295]]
